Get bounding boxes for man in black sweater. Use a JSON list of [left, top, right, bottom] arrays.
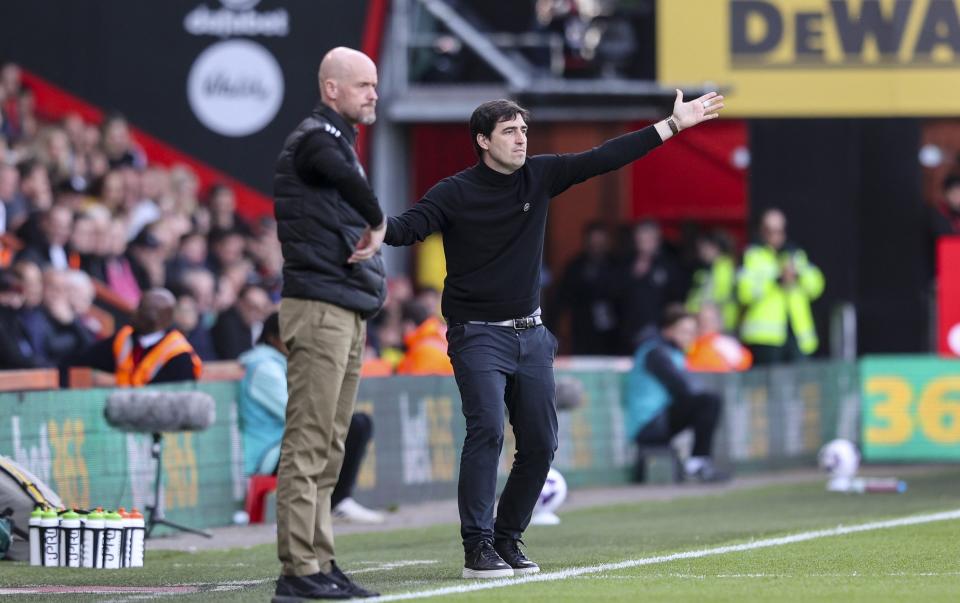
[[384, 92, 725, 578]]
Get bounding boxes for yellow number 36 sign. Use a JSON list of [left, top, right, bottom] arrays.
[[861, 357, 960, 460]]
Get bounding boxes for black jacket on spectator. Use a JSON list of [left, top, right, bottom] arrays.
[[614, 253, 686, 355], [32, 310, 94, 368], [0, 306, 38, 369], [555, 252, 619, 355], [273, 103, 386, 319], [211, 306, 252, 360]]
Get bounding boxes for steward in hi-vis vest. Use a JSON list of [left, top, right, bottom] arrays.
[[737, 209, 824, 365], [62, 288, 201, 386]]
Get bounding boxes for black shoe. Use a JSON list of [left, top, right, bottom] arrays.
[[272, 572, 351, 602], [463, 540, 514, 579], [329, 561, 380, 598], [494, 539, 540, 575]]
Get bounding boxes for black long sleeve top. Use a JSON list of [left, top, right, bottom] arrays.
[[293, 117, 384, 228], [385, 126, 663, 320]]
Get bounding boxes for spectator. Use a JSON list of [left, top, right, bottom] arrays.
[[31, 268, 94, 367], [17, 159, 52, 214], [237, 313, 384, 523], [624, 305, 727, 482], [64, 269, 112, 339], [685, 230, 738, 333], [167, 230, 208, 286], [207, 227, 246, 275], [172, 292, 216, 361], [69, 209, 108, 280], [737, 208, 824, 364], [17, 204, 73, 269], [102, 218, 142, 308], [63, 288, 201, 386], [211, 283, 272, 360], [614, 220, 685, 354], [554, 222, 618, 354], [0, 269, 37, 368], [0, 163, 26, 233], [206, 183, 251, 235], [686, 303, 752, 372], [395, 300, 453, 375], [95, 169, 126, 215], [100, 113, 146, 169], [126, 227, 166, 292], [14, 160, 53, 245]]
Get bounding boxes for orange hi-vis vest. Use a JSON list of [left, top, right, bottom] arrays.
[[112, 326, 202, 386], [395, 317, 453, 376]]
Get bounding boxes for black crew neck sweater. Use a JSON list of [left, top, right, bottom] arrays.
[[385, 125, 664, 321]]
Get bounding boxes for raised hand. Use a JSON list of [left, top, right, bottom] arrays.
[[672, 89, 725, 130]]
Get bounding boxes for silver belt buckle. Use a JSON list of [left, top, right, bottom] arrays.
[[514, 317, 534, 330]]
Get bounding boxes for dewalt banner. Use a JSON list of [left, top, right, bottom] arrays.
[[658, 0, 960, 116]]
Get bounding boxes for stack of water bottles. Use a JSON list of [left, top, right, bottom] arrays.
[[28, 506, 146, 569]]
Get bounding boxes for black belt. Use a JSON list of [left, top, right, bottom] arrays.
[[464, 316, 543, 330]]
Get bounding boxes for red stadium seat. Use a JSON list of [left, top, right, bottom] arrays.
[[244, 474, 278, 524]]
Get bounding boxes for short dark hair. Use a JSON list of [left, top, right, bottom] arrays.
[[401, 299, 432, 327], [258, 312, 280, 345], [469, 99, 529, 158], [943, 175, 960, 192], [659, 303, 694, 329]]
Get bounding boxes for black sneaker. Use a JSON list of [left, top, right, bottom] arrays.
[[329, 561, 380, 598], [463, 540, 514, 579], [494, 539, 540, 575], [271, 572, 351, 602]]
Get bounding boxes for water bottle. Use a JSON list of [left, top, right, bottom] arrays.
[[102, 511, 124, 569], [28, 507, 43, 566], [117, 508, 129, 568], [849, 477, 907, 494], [82, 508, 105, 569], [58, 510, 83, 567], [125, 509, 146, 568], [40, 508, 60, 567]]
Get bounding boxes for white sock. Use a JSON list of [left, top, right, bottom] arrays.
[[684, 456, 708, 475]]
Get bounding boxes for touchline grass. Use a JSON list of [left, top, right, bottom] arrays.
[[2, 468, 959, 602]]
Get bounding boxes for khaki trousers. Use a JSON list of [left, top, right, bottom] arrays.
[[276, 298, 364, 576]]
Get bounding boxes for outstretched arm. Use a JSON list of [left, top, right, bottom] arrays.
[[546, 89, 725, 197], [384, 180, 454, 247]]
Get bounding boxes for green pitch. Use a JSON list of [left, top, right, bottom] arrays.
[[3, 468, 960, 602]]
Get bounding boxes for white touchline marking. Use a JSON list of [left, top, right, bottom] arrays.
[[370, 509, 960, 602], [351, 560, 440, 574]]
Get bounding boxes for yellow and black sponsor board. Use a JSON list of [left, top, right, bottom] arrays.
[[658, 0, 960, 116]]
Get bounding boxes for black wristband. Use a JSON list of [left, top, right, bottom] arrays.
[[666, 117, 679, 135]]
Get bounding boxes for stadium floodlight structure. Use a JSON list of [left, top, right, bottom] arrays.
[[105, 390, 216, 539]]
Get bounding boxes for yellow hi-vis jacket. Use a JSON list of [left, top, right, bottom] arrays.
[[736, 245, 824, 354], [686, 254, 738, 332]]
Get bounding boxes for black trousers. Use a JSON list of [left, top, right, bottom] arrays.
[[635, 392, 722, 457], [273, 412, 373, 508], [447, 322, 559, 552], [332, 413, 373, 508]]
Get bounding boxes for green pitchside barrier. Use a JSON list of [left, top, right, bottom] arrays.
[[0, 361, 858, 531]]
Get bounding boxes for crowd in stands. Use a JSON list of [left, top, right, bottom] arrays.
[[0, 61, 281, 373], [0, 54, 826, 380], [552, 208, 824, 367]]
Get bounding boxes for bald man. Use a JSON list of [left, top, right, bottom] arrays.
[[271, 46, 385, 601], [62, 288, 202, 386]]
